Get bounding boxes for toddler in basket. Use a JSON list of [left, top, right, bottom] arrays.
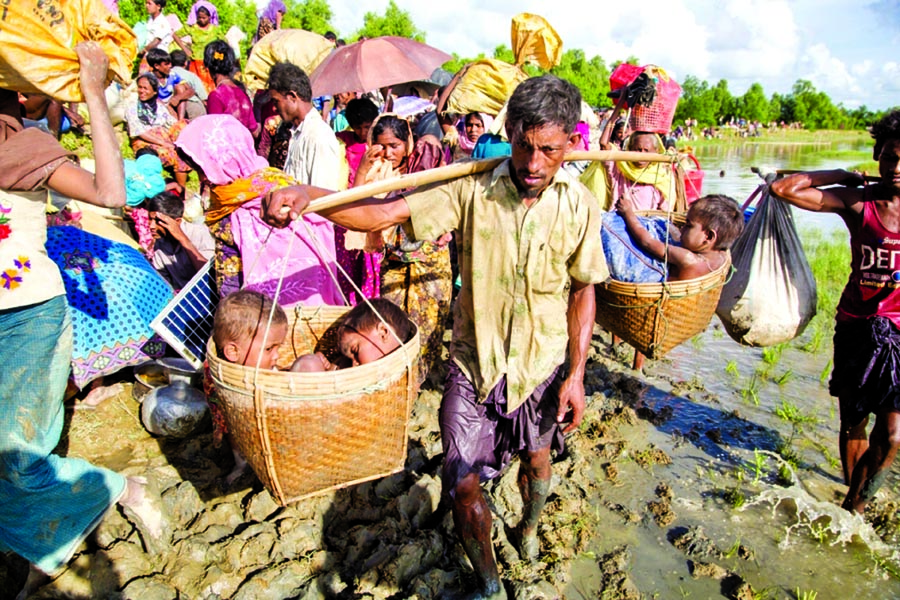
[[211, 289, 289, 484], [617, 194, 744, 281], [290, 298, 414, 372]]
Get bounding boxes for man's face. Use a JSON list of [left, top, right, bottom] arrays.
[[269, 89, 301, 126], [146, 0, 160, 17], [148, 211, 178, 240], [508, 123, 578, 199], [879, 138, 900, 193]]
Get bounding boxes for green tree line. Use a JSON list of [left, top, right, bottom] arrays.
[[117, 0, 888, 130]]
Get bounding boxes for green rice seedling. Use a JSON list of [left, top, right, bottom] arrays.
[[725, 360, 740, 381], [863, 549, 900, 581], [774, 369, 794, 386], [752, 586, 778, 600], [775, 400, 819, 430], [800, 229, 851, 355], [819, 359, 833, 386], [741, 373, 761, 406], [750, 449, 767, 484], [820, 447, 840, 471], [762, 343, 785, 366], [795, 588, 818, 600], [723, 537, 742, 559], [690, 334, 704, 351]]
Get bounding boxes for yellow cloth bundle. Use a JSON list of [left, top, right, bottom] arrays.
[[0, 0, 136, 101]]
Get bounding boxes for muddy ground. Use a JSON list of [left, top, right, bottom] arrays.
[[2, 328, 897, 600]]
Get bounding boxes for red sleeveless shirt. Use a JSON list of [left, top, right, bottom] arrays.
[[837, 199, 900, 328]]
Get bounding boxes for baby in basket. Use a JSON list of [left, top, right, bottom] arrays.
[[612, 194, 744, 282], [290, 298, 414, 372], [210, 291, 412, 483]]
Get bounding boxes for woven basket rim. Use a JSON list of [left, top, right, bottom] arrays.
[[206, 305, 421, 396]]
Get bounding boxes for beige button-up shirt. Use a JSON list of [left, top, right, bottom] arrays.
[[405, 160, 608, 411]]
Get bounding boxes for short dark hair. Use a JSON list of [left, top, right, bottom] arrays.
[[146, 48, 171, 68], [324, 31, 337, 41], [371, 115, 411, 145], [149, 0, 166, 8], [267, 62, 312, 103], [339, 298, 414, 345], [136, 72, 159, 93], [505, 75, 581, 140], [344, 97, 379, 129], [870, 109, 900, 161], [204, 40, 237, 78], [135, 147, 160, 160], [170, 49, 188, 68], [336, 39, 346, 47], [145, 191, 184, 219], [689, 194, 744, 250]]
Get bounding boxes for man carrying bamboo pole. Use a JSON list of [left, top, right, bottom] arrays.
[[772, 110, 900, 516], [263, 75, 608, 599]]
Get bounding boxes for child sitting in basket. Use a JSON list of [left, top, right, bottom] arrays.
[[209, 289, 288, 484], [290, 298, 414, 372], [616, 194, 744, 282]]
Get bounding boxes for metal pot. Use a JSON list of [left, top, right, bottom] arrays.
[[140, 379, 210, 438]]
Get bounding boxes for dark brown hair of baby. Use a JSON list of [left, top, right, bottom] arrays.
[[690, 194, 745, 250], [339, 298, 413, 344]]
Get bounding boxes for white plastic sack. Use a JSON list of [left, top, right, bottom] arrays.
[[716, 183, 817, 346]]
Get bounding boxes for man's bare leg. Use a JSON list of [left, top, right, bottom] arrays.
[[839, 414, 869, 485], [515, 447, 552, 561], [452, 472, 506, 599], [843, 411, 900, 514]]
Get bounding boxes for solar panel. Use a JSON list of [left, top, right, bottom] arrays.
[[151, 259, 219, 369]]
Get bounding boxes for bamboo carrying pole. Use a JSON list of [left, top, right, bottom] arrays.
[[301, 150, 677, 214]]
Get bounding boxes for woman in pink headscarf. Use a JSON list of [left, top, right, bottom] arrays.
[[452, 111, 493, 160], [175, 114, 342, 305]]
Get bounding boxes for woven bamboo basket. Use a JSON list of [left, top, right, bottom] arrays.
[[207, 304, 420, 506], [595, 211, 731, 359]]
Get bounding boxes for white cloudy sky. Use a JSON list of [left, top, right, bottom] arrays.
[[306, 0, 900, 110]]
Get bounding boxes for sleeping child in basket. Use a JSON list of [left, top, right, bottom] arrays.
[[616, 194, 744, 281], [290, 298, 414, 372]]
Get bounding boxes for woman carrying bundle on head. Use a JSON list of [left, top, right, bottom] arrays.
[[350, 113, 450, 383]]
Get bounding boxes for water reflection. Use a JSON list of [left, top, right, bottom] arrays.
[[693, 137, 871, 234]]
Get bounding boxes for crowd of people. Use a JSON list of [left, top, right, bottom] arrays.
[[2, 1, 899, 599]]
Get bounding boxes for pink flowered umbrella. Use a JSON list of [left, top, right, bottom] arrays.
[[310, 36, 452, 97]]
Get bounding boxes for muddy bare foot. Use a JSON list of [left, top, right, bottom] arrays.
[[79, 381, 127, 408], [512, 524, 540, 562], [224, 448, 251, 486], [119, 476, 170, 554]]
